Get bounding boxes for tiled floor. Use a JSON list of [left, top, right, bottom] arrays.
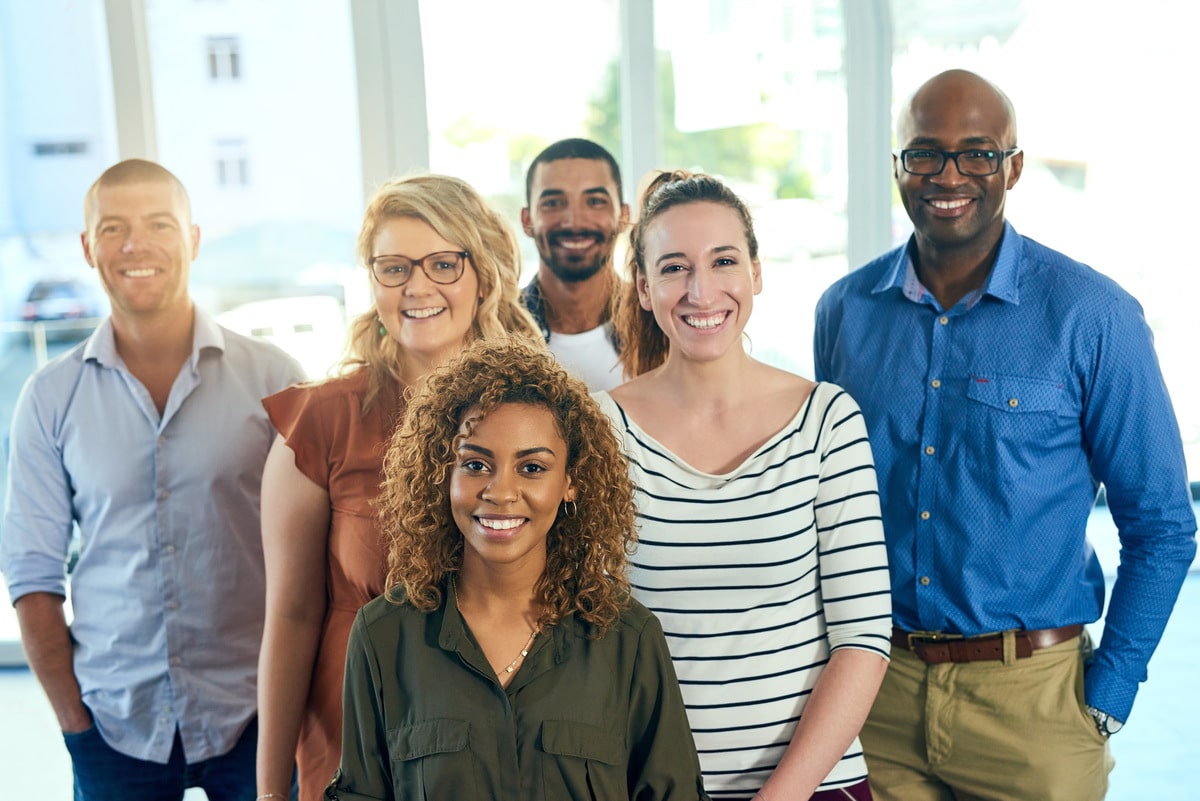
[[2, 572, 1197, 799]]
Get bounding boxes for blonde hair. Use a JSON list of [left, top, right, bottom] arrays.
[[340, 174, 540, 411], [376, 337, 637, 636]]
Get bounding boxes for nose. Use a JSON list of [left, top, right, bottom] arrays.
[[403, 264, 436, 294], [931, 156, 969, 188], [481, 470, 518, 504], [556, 202, 579, 228], [687, 266, 715, 306], [121, 225, 148, 253]]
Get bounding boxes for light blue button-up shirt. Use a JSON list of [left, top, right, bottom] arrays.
[[814, 223, 1197, 722], [1, 308, 304, 763]]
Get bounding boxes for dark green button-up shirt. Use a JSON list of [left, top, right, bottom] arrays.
[[328, 584, 707, 801]]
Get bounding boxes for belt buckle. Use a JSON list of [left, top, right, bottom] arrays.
[[906, 630, 964, 649]]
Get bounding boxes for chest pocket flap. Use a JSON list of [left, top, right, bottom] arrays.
[[387, 718, 470, 761], [540, 720, 624, 765], [966, 374, 1065, 414]]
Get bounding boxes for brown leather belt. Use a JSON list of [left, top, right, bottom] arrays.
[[891, 624, 1083, 664]]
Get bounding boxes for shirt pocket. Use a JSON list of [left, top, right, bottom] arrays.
[[387, 718, 476, 800], [961, 373, 1074, 485], [540, 719, 627, 801]]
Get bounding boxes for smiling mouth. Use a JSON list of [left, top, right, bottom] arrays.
[[123, 268, 160, 278], [683, 312, 728, 329], [550, 232, 602, 251], [927, 198, 973, 210], [403, 307, 445, 319], [477, 516, 526, 531]]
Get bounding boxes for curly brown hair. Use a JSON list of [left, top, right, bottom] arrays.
[[376, 337, 637, 636], [614, 170, 760, 377], [340, 174, 540, 411]]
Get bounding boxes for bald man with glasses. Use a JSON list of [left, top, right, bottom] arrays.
[[814, 69, 1195, 800]]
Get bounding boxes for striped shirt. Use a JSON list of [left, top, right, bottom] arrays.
[[596, 383, 891, 798]]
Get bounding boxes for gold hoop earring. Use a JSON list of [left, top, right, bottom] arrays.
[[561, 499, 578, 519]]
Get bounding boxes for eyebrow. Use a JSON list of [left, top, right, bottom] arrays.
[[654, 244, 741, 267], [905, 135, 999, 148], [95, 211, 177, 227], [458, 444, 558, 458], [537, 187, 613, 201]]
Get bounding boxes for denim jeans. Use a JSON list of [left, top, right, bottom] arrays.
[[63, 716, 257, 801]]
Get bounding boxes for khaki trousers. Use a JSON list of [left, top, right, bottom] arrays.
[[861, 636, 1113, 801]]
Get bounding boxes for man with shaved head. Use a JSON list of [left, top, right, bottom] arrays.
[[1, 159, 304, 799], [815, 70, 1195, 798]]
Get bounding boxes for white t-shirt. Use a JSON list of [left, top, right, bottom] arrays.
[[547, 326, 623, 391]]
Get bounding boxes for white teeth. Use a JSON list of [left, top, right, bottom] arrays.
[[930, 198, 971, 210], [559, 240, 592, 250], [684, 312, 727, 329], [479, 517, 523, 530], [403, 307, 444, 319], [124, 269, 157, 278]]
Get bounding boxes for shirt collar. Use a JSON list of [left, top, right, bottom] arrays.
[[871, 221, 1023, 309], [82, 305, 226, 369]]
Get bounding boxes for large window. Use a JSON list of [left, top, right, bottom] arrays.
[[654, 0, 847, 379], [144, 0, 362, 379], [419, 0, 621, 280]]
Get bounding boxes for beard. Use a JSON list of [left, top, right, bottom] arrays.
[[538, 229, 616, 284]]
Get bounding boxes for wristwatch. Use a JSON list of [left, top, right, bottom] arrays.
[[1085, 705, 1124, 737]]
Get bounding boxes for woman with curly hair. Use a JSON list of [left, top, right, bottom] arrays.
[[327, 338, 707, 801], [601, 171, 892, 800], [255, 175, 541, 801]]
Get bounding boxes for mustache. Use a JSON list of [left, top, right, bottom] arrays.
[[548, 229, 606, 246]]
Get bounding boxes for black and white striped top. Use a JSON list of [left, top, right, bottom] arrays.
[[597, 383, 891, 798]]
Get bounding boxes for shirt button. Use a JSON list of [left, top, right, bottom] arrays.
[[920, 510, 931, 520], [163, 544, 175, 555], [925, 446, 935, 455], [169, 656, 182, 667], [1008, 398, 1019, 408], [158, 489, 170, 500], [920, 576, 931, 586], [939, 316, 949, 325], [166, 600, 179, 610], [930, 379, 941, 389]]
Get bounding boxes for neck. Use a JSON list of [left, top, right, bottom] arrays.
[[455, 556, 543, 623], [110, 302, 196, 365], [655, 344, 758, 408], [913, 230, 1004, 309], [401, 338, 469, 387], [537, 265, 615, 335]]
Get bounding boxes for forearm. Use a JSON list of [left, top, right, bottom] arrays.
[[14, 592, 92, 732], [756, 648, 888, 801], [256, 611, 325, 795]]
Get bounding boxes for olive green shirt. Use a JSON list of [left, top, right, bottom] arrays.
[[328, 584, 707, 800]]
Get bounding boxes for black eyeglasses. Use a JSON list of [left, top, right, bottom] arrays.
[[893, 147, 1021, 177], [368, 250, 470, 288]]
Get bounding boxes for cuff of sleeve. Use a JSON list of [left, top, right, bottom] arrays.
[[1084, 661, 1136, 724]]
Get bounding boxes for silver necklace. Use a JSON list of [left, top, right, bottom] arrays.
[[502, 629, 537, 675]]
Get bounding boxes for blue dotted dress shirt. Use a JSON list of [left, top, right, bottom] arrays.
[[814, 222, 1196, 722]]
